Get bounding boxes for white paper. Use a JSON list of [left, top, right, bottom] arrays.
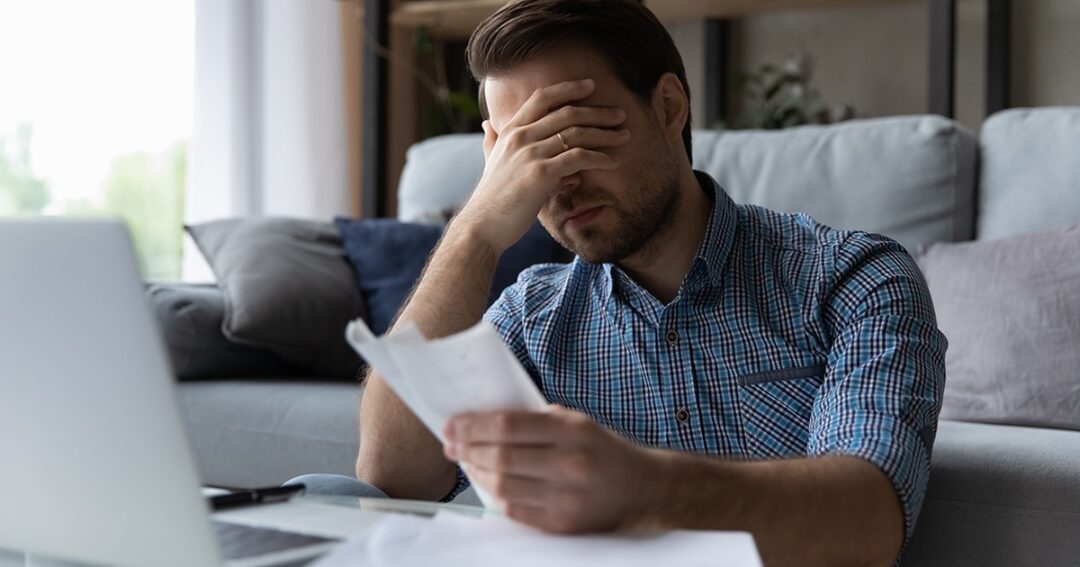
[[312, 511, 763, 567], [345, 318, 549, 508]]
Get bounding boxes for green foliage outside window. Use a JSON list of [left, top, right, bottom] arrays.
[[0, 124, 50, 215], [0, 123, 187, 280]]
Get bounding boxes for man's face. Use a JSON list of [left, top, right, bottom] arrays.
[[484, 46, 682, 264]]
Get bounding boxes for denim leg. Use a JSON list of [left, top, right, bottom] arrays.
[[283, 474, 389, 499]]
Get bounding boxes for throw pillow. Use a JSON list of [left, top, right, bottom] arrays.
[[186, 218, 366, 379], [917, 226, 1080, 431], [490, 221, 573, 305], [334, 219, 441, 336], [146, 283, 300, 379], [334, 218, 569, 336]]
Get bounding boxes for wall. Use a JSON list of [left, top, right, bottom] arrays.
[[672, 0, 1080, 132]]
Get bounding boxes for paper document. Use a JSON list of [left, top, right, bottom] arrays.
[[312, 511, 763, 567], [345, 318, 549, 508]]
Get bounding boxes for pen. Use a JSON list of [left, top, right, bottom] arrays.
[[209, 484, 306, 511]]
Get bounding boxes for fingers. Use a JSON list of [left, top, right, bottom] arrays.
[[543, 125, 630, 155], [497, 107, 628, 162], [466, 466, 551, 508], [503, 503, 576, 534], [507, 79, 596, 129], [447, 443, 554, 479], [446, 411, 566, 445], [541, 147, 619, 181], [525, 104, 627, 144]]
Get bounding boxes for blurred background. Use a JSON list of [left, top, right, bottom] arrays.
[[1, 0, 1077, 280]]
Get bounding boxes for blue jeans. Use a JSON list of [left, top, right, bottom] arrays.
[[283, 474, 390, 499]]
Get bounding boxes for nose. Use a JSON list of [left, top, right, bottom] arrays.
[[554, 173, 582, 196]]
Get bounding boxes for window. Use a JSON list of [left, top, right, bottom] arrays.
[[0, 1, 194, 279]]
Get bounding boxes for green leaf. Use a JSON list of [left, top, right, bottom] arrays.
[[447, 91, 481, 121], [413, 27, 433, 54]]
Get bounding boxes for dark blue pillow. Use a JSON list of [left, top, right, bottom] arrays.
[[334, 219, 441, 335], [334, 218, 568, 335], [490, 221, 570, 304]]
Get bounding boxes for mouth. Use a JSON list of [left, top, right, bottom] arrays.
[[562, 205, 605, 229]]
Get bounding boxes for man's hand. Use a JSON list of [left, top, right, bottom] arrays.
[[453, 78, 630, 253], [443, 407, 905, 566], [443, 406, 664, 534], [358, 80, 628, 501]]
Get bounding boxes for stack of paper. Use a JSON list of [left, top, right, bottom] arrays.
[[312, 511, 763, 567], [345, 318, 549, 508]]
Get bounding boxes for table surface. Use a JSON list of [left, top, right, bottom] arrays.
[[211, 492, 496, 562], [297, 493, 489, 518], [0, 493, 493, 565]]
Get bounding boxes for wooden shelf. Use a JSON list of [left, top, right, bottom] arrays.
[[391, 0, 503, 38], [368, 0, 1008, 215], [654, 0, 911, 23], [391, 0, 912, 38]]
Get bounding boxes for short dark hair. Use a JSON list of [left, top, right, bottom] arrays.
[[466, 0, 693, 162]]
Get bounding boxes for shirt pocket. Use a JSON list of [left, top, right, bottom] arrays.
[[735, 364, 825, 458]]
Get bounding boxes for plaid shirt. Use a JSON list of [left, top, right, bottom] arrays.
[[454, 171, 946, 544]]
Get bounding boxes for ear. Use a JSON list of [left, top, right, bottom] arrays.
[[478, 79, 490, 121], [481, 120, 497, 159], [651, 73, 689, 141]]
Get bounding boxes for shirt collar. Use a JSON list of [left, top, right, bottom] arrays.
[[599, 170, 738, 304], [685, 170, 738, 293]]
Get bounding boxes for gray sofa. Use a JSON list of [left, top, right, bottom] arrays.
[[177, 107, 1080, 566]]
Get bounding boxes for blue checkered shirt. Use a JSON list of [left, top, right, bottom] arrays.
[[452, 171, 946, 544]]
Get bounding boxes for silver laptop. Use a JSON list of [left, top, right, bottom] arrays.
[[0, 219, 341, 566]]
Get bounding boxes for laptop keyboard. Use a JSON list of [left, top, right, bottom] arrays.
[[213, 520, 338, 561]]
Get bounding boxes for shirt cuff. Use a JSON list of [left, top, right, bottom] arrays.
[[812, 413, 933, 547], [439, 465, 472, 503]]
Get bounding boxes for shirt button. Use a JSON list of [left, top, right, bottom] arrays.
[[675, 409, 690, 423], [665, 330, 679, 345]]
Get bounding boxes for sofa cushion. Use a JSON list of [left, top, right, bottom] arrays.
[[186, 218, 365, 379], [918, 227, 1080, 430], [178, 380, 362, 488], [146, 283, 299, 380], [977, 107, 1080, 240], [489, 221, 572, 304], [335, 218, 569, 336], [395, 117, 977, 253], [693, 116, 976, 252], [903, 420, 1080, 567], [176, 379, 481, 505], [396, 133, 485, 224]]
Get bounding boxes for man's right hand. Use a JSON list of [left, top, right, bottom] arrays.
[[452, 78, 631, 253]]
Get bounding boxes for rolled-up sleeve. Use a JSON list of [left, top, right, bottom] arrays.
[[807, 233, 948, 546]]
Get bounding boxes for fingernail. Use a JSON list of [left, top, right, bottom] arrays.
[[580, 79, 594, 88], [619, 129, 631, 137]]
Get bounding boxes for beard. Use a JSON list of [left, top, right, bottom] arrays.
[[544, 148, 682, 265]]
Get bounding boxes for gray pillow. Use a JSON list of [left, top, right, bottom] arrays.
[[918, 227, 1080, 431], [147, 283, 299, 380], [186, 218, 366, 378]]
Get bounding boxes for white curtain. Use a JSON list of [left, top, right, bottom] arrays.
[[184, 0, 351, 280]]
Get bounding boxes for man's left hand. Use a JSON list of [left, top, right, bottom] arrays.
[[443, 406, 665, 534]]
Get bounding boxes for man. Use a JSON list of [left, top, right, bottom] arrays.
[[351, 1, 946, 565]]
